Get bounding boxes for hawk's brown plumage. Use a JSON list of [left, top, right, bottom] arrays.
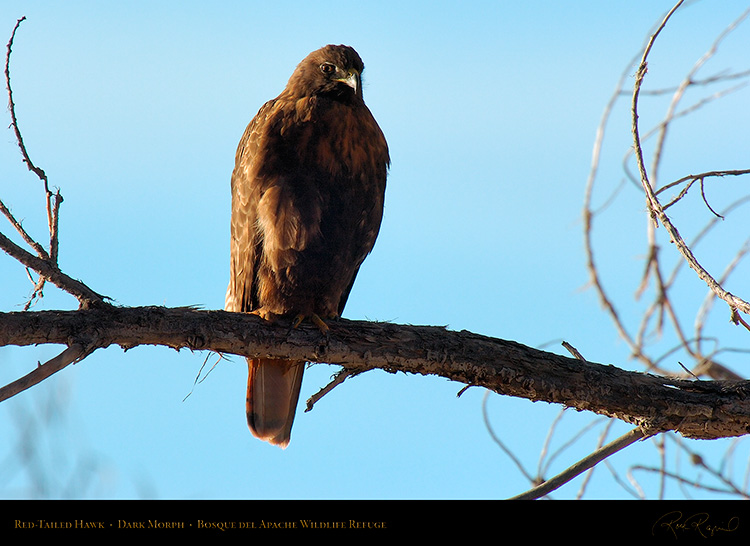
[[225, 45, 389, 448]]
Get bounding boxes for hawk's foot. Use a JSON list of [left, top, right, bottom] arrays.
[[250, 308, 280, 323], [293, 313, 331, 335]]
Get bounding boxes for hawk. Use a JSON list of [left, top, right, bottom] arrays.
[[225, 45, 389, 448]]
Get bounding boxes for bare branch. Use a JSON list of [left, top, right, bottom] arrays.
[[659, 170, 750, 208], [509, 427, 649, 500], [5, 17, 46, 184], [304, 367, 371, 412], [0, 198, 49, 260], [2, 306, 750, 440], [631, 2, 750, 319], [482, 390, 538, 485], [0, 343, 90, 402], [2, 16, 99, 309], [0, 230, 106, 307]]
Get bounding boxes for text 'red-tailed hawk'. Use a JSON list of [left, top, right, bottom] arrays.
[[225, 45, 389, 448]]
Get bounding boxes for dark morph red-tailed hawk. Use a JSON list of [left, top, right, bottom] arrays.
[[225, 45, 389, 448]]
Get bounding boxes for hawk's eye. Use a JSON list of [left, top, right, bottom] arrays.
[[320, 62, 336, 75]]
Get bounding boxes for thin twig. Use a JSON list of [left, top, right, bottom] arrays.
[[3, 17, 105, 308], [0, 230, 106, 307], [509, 427, 650, 500], [577, 420, 616, 499], [658, 169, 750, 200], [482, 390, 538, 485], [0, 197, 49, 259], [304, 366, 370, 412], [5, 17, 46, 184], [631, 1, 750, 318], [0, 343, 91, 403]]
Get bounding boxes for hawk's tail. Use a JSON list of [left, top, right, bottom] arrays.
[[246, 358, 305, 449]]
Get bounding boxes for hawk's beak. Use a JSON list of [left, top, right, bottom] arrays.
[[335, 68, 361, 98]]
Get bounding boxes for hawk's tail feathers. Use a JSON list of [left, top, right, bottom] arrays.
[[246, 358, 305, 449]]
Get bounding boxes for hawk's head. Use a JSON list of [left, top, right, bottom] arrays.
[[286, 44, 365, 102]]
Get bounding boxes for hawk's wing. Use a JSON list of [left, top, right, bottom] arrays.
[[225, 99, 307, 449], [225, 100, 275, 314]]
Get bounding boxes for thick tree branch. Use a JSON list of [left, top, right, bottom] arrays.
[[1, 305, 749, 441]]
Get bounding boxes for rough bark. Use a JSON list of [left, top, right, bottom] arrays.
[[1, 305, 748, 440]]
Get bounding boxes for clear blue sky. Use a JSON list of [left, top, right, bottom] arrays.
[[1, 1, 749, 500]]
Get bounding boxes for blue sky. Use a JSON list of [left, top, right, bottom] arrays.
[[1, 1, 750, 500]]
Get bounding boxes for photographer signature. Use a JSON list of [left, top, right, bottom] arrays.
[[652, 511, 739, 539]]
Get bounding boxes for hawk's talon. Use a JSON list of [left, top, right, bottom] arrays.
[[291, 313, 330, 335], [311, 314, 330, 335]]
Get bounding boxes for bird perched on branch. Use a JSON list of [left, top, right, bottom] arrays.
[[225, 45, 389, 448]]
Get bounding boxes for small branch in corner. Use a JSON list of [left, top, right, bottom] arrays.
[[304, 366, 372, 413]]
